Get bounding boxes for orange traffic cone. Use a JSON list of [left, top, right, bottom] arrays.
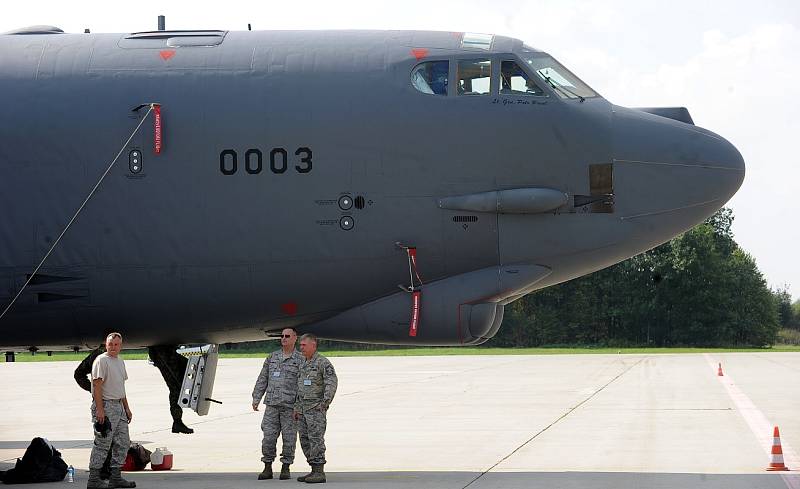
[[767, 426, 790, 471], [717, 363, 724, 376]]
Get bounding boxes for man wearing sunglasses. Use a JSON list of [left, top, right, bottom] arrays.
[[252, 328, 303, 481]]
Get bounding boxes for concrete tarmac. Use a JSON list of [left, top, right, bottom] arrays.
[[1, 353, 799, 488]]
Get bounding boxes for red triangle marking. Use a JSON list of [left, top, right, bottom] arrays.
[[159, 50, 176, 61], [411, 48, 429, 61], [281, 302, 298, 315]]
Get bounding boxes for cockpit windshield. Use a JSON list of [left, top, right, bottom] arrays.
[[520, 48, 598, 100]]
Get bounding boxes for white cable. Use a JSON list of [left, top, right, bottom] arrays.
[[0, 104, 156, 322]]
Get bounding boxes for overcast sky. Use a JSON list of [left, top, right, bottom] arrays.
[[3, 1, 798, 299]]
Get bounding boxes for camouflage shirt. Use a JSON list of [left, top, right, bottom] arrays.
[[294, 353, 338, 412], [252, 349, 304, 408]]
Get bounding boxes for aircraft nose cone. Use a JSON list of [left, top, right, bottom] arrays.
[[612, 106, 745, 223], [707, 131, 746, 198]]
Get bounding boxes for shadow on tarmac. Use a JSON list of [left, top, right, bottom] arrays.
[[0, 440, 153, 450], [0, 470, 795, 488]]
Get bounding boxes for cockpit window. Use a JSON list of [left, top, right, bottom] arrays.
[[411, 61, 449, 96], [521, 52, 598, 100], [461, 33, 493, 50], [457, 59, 492, 96], [500, 60, 544, 96]]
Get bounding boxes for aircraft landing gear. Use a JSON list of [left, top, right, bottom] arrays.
[[5, 351, 14, 362]]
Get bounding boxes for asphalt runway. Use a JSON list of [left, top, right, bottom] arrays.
[[1, 353, 798, 488]]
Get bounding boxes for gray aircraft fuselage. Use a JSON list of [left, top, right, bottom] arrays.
[[0, 28, 745, 350]]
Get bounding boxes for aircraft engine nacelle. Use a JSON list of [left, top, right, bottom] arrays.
[[305, 264, 550, 345]]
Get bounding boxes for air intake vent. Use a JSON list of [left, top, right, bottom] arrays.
[[121, 30, 227, 48], [4, 25, 64, 35], [452, 215, 479, 223], [354, 196, 365, 209], [126, 29, 226, 39]]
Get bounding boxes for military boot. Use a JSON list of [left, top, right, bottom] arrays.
[[297, 466, 313, 482], [279, 463, 291, 480], [86, 468, 109, 489], [304, 464, 326, 484], [172, 420, 194, 434], [109, 468, 136, 488], [258, 463, 273, 480]]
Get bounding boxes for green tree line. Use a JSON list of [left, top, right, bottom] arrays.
[[489, 208, 793, 348]]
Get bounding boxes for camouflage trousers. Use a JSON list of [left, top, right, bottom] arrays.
[[261, 405, 298, 464], [89, 399, 130, 469], [297, 407, 327, 465]]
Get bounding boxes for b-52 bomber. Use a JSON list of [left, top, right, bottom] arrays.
[[0, 25, 744, 414]]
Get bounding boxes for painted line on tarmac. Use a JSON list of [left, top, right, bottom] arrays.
[[461, 355, 647, 489], [704, 354, 800, 489]]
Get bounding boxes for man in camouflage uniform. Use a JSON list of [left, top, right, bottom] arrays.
[[88, 332, 135, 489], [252, 328, 303, 480], [77, 344, 194, 434], [74, 345, 112, 480], [293, 334, 338, 484]]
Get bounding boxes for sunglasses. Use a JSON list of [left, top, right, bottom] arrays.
[[282, 334, 293, 338]]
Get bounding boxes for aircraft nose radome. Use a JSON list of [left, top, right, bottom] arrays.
[[708, 132, 746, 198], [612, 106, 746, 222]]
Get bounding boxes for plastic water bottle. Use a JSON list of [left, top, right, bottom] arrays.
[[66, 465, 74, 483]]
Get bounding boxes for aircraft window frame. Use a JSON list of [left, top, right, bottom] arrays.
[[499, 59, 546, 97], [410, 60, 450, 97], [461, 32, 494, 51], [456, 58, 493, 96], [520, 51, 599, 100]]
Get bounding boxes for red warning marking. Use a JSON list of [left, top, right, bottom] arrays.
[[159, 50, 176, 61], [281, 302, 298, 315], [409, 290, 421, 337], [153, 105, 162, 154], [411, 48, 428, 60]]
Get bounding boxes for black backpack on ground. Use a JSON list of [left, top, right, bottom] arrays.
[[0, 437, 68, 484], [126, 443, 152, 471]]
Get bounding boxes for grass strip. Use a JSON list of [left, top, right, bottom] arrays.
[[6, 345, 800, 362]]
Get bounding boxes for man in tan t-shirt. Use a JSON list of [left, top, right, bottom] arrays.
[[87, 333, 136, 489]]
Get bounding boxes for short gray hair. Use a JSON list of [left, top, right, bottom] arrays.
[[105, 332, 122, 343], [299, 333, 318, 344]]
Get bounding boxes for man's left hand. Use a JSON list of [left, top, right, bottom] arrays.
[[125, 409, 133, 422]]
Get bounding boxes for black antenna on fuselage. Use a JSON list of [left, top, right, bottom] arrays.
[[158, 15, 166, 31]]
